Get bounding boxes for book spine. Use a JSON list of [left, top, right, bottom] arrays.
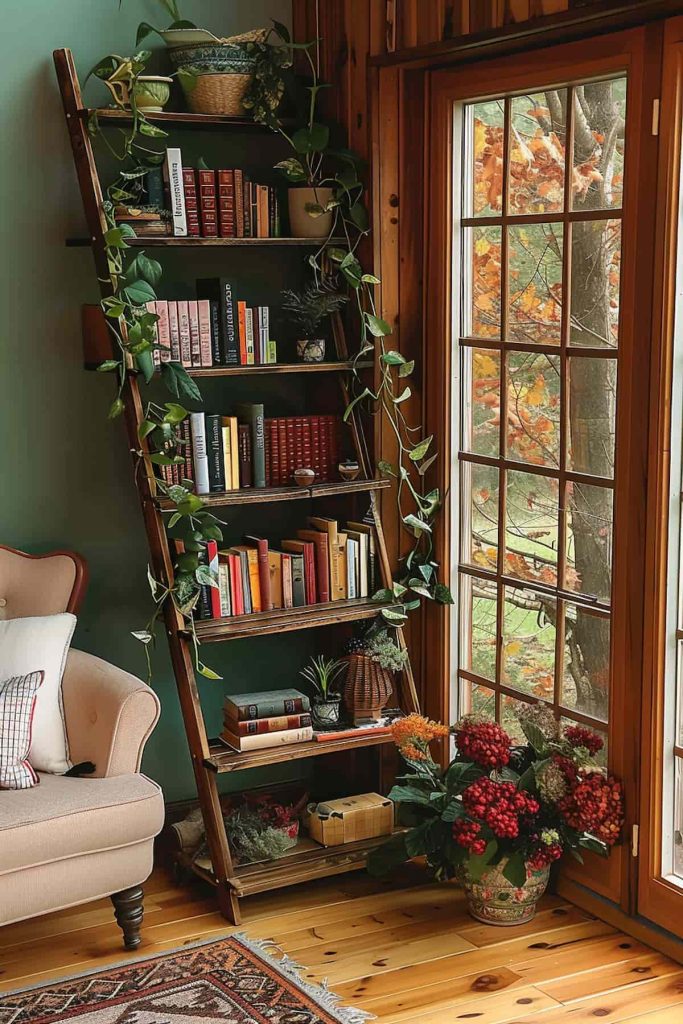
[[266, 338, 277, 364], [228, 553, 241, 615], [268, 420, 280, 486], [311, 416, 322, 481], [196, 545, 213, 620], [304, 545, 317, 604], [154, 300, 171, 363], [217, 169, 235, 238], [198, 168, 218, 238], [207, 539, 221, 618], [245, 308, 255, 366], [277, 418, 288, 485], [209, 299, 222, 366], [205, 414, 226, 492], [146, 301, 159, 369], [237, 301, 248, 365], [221, 423, 233, 490], [167, 301, 181, 361], [197, 299, 212, 367], [243, 178, 252, 238], [182, 167, 200, 237], [221, 727, 314, 751], [294, 416, 304, 473], [286, 416, 297, 482], [255, 539, 272, 611], [218, 561, 232, 616], [145, 166, 165, 207], [177, 300, 192, 367], [290, 554, 306, 607], [190, 412, 210, 494], [182, 419, 193, 484], [187, 300, 201, 367], [281, 553, 293, 609], [252, 408, 266, 488], [229, 713, 313, 736], [319, 415, 330, 482], [234, 170, 244, 238], [313, 535, 330, 603], [165, 148, 187, 236], [227, 696, 310, 720], [222, 280, 239, 366], [238, 423, 252, 488]]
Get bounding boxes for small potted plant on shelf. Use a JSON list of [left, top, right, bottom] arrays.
[[367, 706, 625, 926], [343, 627, 408, 723], [87, 51, 174, 113], [300, 654, 347, 730], [281, 282, 348, 363]]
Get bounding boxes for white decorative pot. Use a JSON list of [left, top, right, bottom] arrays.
[[288, 187, 334, 238]]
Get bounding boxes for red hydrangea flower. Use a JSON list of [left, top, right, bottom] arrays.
[[558, 769, 624, 845], [452, 819, 487, 855], [528, 843, 563, 871], [564, 725, 604, 756], [454, 716, 512, 769], [462, 778, 539, 840]]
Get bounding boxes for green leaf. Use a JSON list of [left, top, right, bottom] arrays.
[[361, 273, 381, 285], [393, 386, 411, 404], [124, 279, 156, 306], [136, 348, 155, 384], [131, 630, 153, 645], [398, 360, 415, 378], [392, 581, 408, 598], [465, 841, 498, 882], [292, 123, 329, 153], [381, 607, 408, 624], [443, 761, 480, 791], [366, 831, 409, 877], [163, 402, 188, 424], [409, 436, 433, 462], [365, 313, 392, 337], [405, 821, 433, 858], [340, 254, 363, 288], [135, 20, 158, 45], [349, 201, 369, 231], [176, 494, 204, 515], [343, 387, 375, 422], [196, 564, 218, 588], [197, 661, 222, 680], [441, 799, 466, 822], [304, 202, 325, 218], [138, 119, 168, 138], [382, 351, 406, 366], [389, 784, 434, 806], [167, 512, 182, 528], [104, 227, 130, 249], [403, 513, 431, 535], [97, 360, 120, 372], [274, 157, 307, 182], [377, 459, 395, 476], [138, 419, 156, 441], [108, 397, 124, 419], [418, 453, 438, 477], [148, 452, 181, 466], [578, 835, 609, 857], [434, 583, 454, 605], [408, 579, 431, 598], [418, 563, 435, 582], [201, 523, 223, 542], [161, 362, 202, 403], [520, 718, 548, 754], [502, 852, 527, 887], [176, 552, 199, 573], [135, 252, 163, 287]]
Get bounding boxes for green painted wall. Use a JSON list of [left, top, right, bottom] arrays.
[[0, 0, 293, 803]]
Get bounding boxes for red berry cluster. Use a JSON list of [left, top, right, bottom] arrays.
[[564, 725, 604, 756], [527, 843, 563, 871], [558, 770, 624, 845], [462, 778, 540, 839], [454, 718, 511, 769], [452, 819, 487, 855], [552, 753, 579, 787]]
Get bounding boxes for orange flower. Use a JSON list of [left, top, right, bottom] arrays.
[[391, 714, 449, 754]]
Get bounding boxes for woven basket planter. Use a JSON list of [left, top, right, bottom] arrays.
[[343, 654, 394, 724], [169, 34, 261, 116], [181, 71, 253, 116]]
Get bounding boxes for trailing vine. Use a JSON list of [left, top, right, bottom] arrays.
[[245, 23, 454, 625]]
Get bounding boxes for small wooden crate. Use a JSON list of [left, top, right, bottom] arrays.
[[306, 793, 394, 847]]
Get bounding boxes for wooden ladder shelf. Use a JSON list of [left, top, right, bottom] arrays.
[[54, 47, 419, 923]]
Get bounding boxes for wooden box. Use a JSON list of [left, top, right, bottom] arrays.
[[306, 793, 394, 847]]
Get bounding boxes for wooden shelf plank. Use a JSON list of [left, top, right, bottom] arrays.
[[80, 107, 284, 132], [186, 360, 372, 378], [189, 597, 386, 643], [157, 478, 390, 509], [205, 731, 393, 773], [189, 831, 402, 896], [66, 236, 344, 248]]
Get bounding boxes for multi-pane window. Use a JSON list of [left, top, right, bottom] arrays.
[[455, 78, 626, 749]]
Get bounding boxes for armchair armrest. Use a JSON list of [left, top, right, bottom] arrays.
[[61, 649, 160, 777]]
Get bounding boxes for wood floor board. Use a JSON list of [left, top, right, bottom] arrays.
[[1, 864, 682, 1024]]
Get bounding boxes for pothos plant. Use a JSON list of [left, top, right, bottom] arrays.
[[244, 23, 454, 627], [86, 54, 224, 681]]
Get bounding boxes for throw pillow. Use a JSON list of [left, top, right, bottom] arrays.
[[0, 671, 44, 789], [0, 613, 76, 773]]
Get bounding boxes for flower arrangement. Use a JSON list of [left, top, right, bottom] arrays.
[[368, 706, 625, 923]]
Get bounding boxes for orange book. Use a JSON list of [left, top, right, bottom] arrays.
[[267, 550, 283, 609], [237, 300, 248, 365], [230, 545, 261, 613]]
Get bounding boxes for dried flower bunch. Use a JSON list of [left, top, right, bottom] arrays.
[[369, 705, 625, 887]]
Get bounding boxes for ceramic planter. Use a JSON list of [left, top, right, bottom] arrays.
[[296, 338, 326, 363], [288, 187, 334, 238], [311, 694, 342, 731], [169, 42, 257, 116], [460, 858, 551, 925], [133, 76, 173, 112]]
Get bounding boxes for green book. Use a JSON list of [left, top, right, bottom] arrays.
[[224, 688, 310, 721], [235, 402, 266, 488]]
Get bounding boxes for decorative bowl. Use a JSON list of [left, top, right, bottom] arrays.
[[167, 44, 257, 74], [293, 468, 315, 487], [338, 462, 360, 481], [296, 338, 325, 363]]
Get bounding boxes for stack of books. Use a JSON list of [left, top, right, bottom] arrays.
[[163, 147, 281, 240], [158, 407, 343, 492], [146, 290, 277, 370], [182, 517, 377, 621], [220, 689, 313, 752]]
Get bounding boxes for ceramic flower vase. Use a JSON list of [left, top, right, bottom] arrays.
[[288, 187, 334, 238], [461, 858, 551, 925]]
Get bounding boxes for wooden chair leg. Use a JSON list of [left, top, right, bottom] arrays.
[[111, 885, 144, 950]]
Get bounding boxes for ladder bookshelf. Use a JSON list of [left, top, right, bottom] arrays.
[[54, 47, 419, 924]]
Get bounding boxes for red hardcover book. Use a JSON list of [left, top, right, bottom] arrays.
[[268, 420, 280, 486], [188, 300, 201, 367], [198, 169, 218, 237], [237, 301, 248, 365], [244, 535, 272, 611], [206, 539, 221, 618], [294, 416, 304, 473], [285, 417, 297, 481], [234, 170, 244, 238], [155, 299, 171, 363], [217, 169, 236, 237], [182, 167, 200, 237], [167, 300, 181, 361], [176, 299, 192, 367], [277, 418, 288, 485], [318, 415, 330, 482], [244, 178, 252, 237], [315, 725, 392, 742], [310, 416, 322, 481], [328, 415, 341, 476], [302, 417, 313, 472], [296, 529, 330, 603], [229, 713, 312, 736]]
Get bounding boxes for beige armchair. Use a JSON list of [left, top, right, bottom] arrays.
[[0, 546, 165, 949]]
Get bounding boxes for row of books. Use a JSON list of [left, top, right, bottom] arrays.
[[220, 689, 313, 752], [148, 291, 276, 369], [163, 148, 281, 239], [190, 516, 377, 620], [159, 409, 342, 492]]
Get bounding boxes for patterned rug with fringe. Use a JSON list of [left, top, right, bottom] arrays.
[[0, 933, 371, 1024]]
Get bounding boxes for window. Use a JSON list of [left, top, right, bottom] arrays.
[[455, 78, 626, 747]]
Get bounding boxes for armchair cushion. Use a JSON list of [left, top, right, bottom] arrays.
[[0, 672, 43, 789], [0, 772, 163, 876]]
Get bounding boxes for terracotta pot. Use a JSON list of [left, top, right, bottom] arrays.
[[460, 858, 551, 926], [288, 187, 334, 238]]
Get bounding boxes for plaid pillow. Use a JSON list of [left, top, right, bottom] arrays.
[[0, 672, 44, 789]]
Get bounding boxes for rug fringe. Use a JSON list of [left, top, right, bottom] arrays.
[[234, 932, 376, 1024]]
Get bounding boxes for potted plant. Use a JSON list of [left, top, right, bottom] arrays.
[[281, 282, 348, 362], [343, 628, 408, 723], [299, 655, 347, 730], [368, 706, 625, 926], [87, 51, 173, 113]]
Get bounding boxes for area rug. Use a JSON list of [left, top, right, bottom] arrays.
[[0, 933, 372, 1024]]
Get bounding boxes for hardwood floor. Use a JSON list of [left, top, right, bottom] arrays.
[[2, 864, 683, 1022]]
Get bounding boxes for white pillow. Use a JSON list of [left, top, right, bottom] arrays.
[[0, 613, 76, 774]]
